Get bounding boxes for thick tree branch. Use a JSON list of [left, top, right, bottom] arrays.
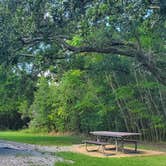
[[19, 36, 166, 85], [58, 38, 136, 57], [59, 39, 166, 85]]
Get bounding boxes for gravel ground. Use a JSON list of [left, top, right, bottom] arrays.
[[0, 140, 72, 166]]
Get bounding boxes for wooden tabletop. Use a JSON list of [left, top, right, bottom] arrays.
[[90, 131, 141, 138]]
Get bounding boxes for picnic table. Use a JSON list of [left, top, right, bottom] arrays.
[[83, 131, 141, 153]]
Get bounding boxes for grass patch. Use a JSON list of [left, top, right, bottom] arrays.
[[124, 142, 166, 152], [56, 152, 166, 166], [0, 131, 82, 146]]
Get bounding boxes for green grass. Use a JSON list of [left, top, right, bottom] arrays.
[[0, 131, 82, 146], [125, 142, 166, 152], [56, 152, 166, 166]]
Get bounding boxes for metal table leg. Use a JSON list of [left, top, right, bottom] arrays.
[[121, 138, 124, 153], [115, 138, 118, 152]]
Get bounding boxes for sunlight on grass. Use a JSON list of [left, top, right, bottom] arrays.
[[56, 152, 166, 166], [0, 131, 82, 146]]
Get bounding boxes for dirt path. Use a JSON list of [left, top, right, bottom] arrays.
[[0, 140, 71, 166], [71, 144, 166, 158]]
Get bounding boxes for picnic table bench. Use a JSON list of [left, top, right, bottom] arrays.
[[82, 140, 110, 153], [83, 131, 141, 154]]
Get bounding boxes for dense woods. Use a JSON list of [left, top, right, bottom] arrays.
[[0, 0, 165, 141]]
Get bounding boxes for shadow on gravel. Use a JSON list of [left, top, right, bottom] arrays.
[[0, 146, 42, 156]]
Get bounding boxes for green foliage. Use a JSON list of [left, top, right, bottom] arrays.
[[114, 86, 134, 100], [68, 35, 83, 46], [29, 77, 57, 131], [29, 70, 112, 132], [0, 66, 31, 129]]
